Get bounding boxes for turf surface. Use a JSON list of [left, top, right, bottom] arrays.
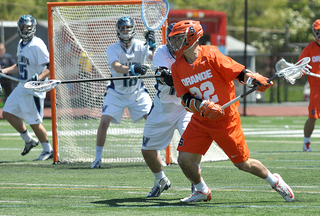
[[0, 116, 319, 215]]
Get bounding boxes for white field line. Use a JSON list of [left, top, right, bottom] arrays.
[[1, 183, 319, 194], [1, 128, 320, 138], [1, 184, 319, 208]]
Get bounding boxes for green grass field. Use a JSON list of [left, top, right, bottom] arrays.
[[0, 116, 319, 216]]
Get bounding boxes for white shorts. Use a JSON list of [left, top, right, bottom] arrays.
[[3, 86, 44, 125], [102, 88, 152, 124], [142, 96, 192, 151]]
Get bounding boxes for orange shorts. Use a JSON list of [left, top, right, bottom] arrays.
[[177, 112, 250, 163], [308, 90, 320, 119]]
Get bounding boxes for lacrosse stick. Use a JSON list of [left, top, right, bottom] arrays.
[[0, 73, 25, 83], [24, 74, 161, 93], [221, 57, 311, 110], [135, 0, 170, 102]]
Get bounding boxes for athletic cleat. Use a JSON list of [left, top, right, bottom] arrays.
[[145, 177, 171, 198], [191, 183, 196, 193], [33, 151, 53, 161], [272, 173, 294, 202], [303, 142, 312, 151], [21, 138, 39, 156], [180, 188, 212, 202], [90, 159, 101, 168]]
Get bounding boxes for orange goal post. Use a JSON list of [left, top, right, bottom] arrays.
[[47, 1, 228, 164]]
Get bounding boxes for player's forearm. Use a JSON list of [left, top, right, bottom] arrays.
[[111, 61, 130, 74], [39, 68, 50, 80], [1, 64, 18, 74]]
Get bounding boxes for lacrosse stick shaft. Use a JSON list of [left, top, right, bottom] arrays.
[[221, 75, 278, 110], [221, 86, 258, 109], [0, 73, 25, 83], [60, 74, 160, 84], [306, 72, 320, 78], [136, 43, 149, 102]]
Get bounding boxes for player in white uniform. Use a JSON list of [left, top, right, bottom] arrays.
[[90, 16, 155, 168], [0, 15, 53, 161], [142, 23, 200, 197]]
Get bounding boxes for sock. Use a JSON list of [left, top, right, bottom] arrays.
[[95, 146, 104, 160], [264, 170, 278, 187], [153, 170, 166, 182], [194, 178, 209, 194], [20, 130, 32, 143], [41, 141, 53, 152], [304, 137, 311, 144]]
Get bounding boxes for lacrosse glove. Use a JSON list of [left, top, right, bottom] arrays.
[[246, 72, 273, 92], [129, 64, 148, 76], [27, 74, 39, 82], [155, 67, 174, 86], [199, 99, 225, 121], [144, 30, 157, 51]]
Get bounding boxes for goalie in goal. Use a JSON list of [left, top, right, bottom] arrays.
[[90, 16, 156, 168]]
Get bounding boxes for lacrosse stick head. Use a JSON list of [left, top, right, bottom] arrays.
[[24, 80, 61, 92], [275, 57, 311, 85], [141, 0, 169, 31]]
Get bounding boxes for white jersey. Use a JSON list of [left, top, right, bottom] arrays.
[[106, 39, 151, 95], [16, 36, 49, 98], [142, 44, 193, 151], [152, 45, 181, 112]]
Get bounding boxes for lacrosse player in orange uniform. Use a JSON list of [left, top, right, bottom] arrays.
[[168, 20, 294, 203], [299, 19, 320, 152]]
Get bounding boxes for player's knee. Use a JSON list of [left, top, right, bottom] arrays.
[[234, 160, 251, 172], [177, 152, 190, 167], [2, 111, 9, 120]]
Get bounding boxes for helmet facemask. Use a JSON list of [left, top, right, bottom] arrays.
[[166, 23, 176, 56], [168, 20, 203, 58], [312, 28, 320, 42], [168, 33, 188, 57], [312, 19, 320, 43]]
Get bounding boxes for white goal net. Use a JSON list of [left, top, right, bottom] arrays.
[[48, 1, 228, 164]]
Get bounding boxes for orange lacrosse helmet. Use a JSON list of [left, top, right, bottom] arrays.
[[168, 20, 203, 58], [312, 19, 320, 41]]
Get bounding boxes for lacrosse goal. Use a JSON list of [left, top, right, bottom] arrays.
[[47, 1, 228, 164]]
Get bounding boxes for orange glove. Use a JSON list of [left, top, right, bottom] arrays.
[[199, 99, 225, 121], [247, 72, 274, 92], [181, 98, 199, 113]]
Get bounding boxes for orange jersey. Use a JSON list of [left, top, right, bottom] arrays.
[[299, 41, 320, 90], [299, 41, 320, 118], [171, 45, 245, 124]]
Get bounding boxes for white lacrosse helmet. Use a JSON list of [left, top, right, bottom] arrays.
[[116, 16, 136, 45], [17, 15, 37, 42]]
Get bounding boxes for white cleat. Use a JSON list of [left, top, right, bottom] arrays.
[[33, 151, 53, 161], [272, 173, 294, 202], [180, 188, 212, 202], [90, 159, 101, 168], [145, 177, 171, 198]]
